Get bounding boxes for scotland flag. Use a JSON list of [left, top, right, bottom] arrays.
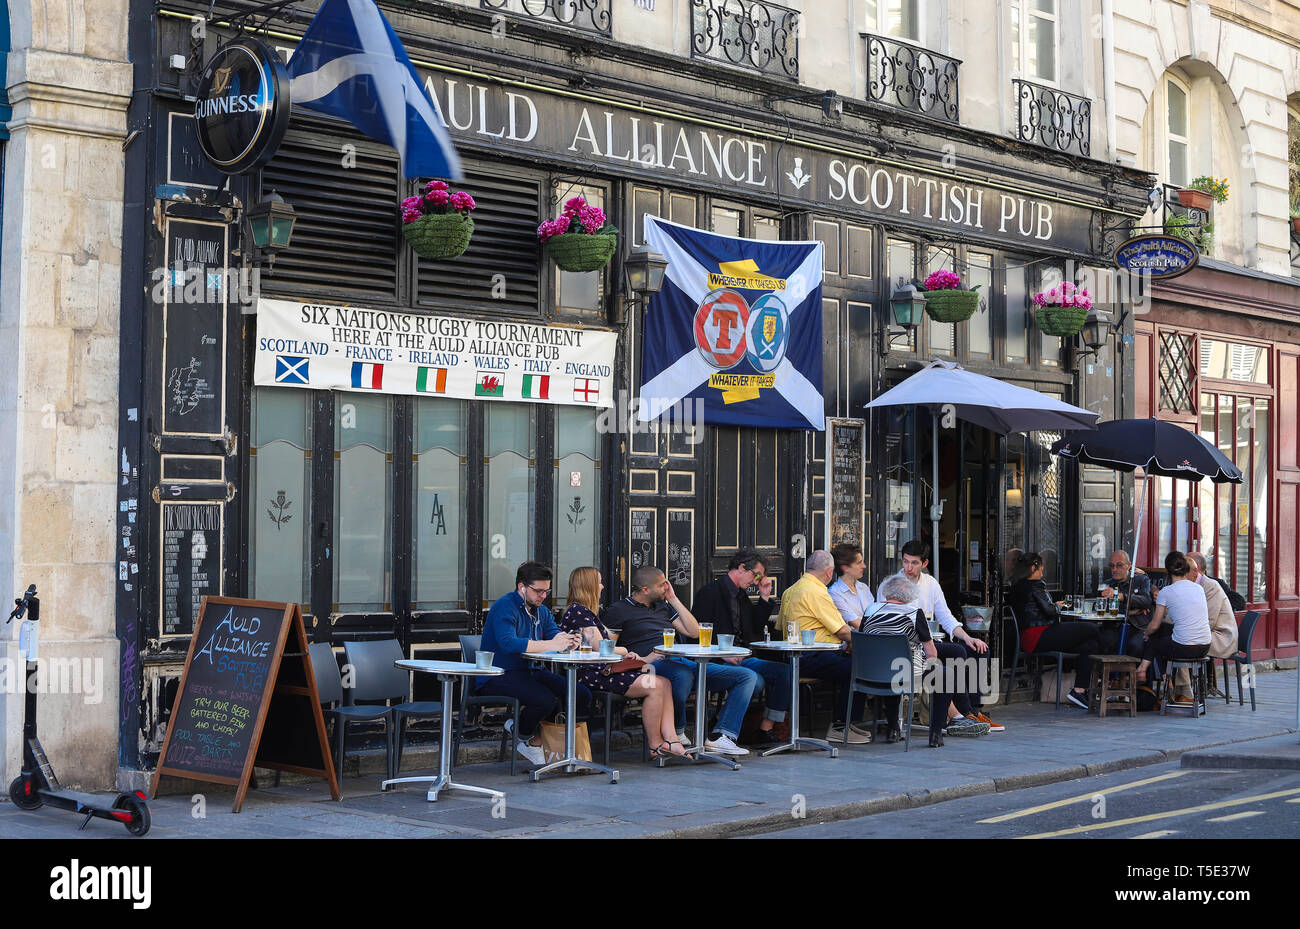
[[640, 217, 824, 429], [287, 0, 461, 180]]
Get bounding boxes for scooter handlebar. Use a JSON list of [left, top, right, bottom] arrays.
[[7, 584, 36, 623]]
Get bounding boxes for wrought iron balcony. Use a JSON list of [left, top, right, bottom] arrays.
[[1013, 79, 1091, 157], [863, 34, 959, 124], [479, 0, 612, 37], [691, 0, 799, 81]]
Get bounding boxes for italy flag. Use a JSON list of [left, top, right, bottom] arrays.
[[521, 374, 550, 399]]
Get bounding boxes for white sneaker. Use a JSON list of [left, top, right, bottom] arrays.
[[703, 734, 749, 756], [676, 733, 693, 750], [516, 740, 546, 766], [827, 725, 871, 744]]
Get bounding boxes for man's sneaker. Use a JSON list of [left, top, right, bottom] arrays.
[[516, 740, 546, 766], [1065, 690, 1090, 709], [745, 729, 782, 746], [703, 733, 750, 756], [944, 716, 991, 737], [826, 725, 871, 744], [676, 733, 693, 750], [969, 712, 1004, 732], [848, 723, 875, 741]]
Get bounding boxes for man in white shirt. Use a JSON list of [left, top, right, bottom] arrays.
[[882, 540, 1002, 732]]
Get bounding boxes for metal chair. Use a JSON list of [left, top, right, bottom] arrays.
[[309, 641, 395, 787], [1002, 606, 1076, 708], [844, 631, 914, 751], [1217, 611, 1260, 711], [342, 639, 443, 781], [456, 635, 520, 775], [1160, 657, 1209, 717]]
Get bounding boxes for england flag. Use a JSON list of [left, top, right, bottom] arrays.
[[287, 0, 461, 180]]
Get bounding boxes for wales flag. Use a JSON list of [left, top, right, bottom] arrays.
[[639, 217, 824, 429]]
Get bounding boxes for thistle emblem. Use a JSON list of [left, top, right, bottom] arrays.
[[268, 490, 293, 530]]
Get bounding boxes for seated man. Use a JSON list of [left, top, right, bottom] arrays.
[[603, 565, 758, 757], [1100, 549, 1153, 658], [477, 561, 587, 767], [1189, 551, 1237, 699], [777, 550, 870, 743], [691, 550, 791, 746]]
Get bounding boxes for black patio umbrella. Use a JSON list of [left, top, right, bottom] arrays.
[[1050, 418, 1242, 643]]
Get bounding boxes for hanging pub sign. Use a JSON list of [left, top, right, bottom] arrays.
[[194, 36, 291, 175], [1113, 234, 1199, 280], [253, 297, 618, 408]]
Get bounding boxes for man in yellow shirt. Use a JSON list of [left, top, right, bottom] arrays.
[[777, 550, 868, 742]]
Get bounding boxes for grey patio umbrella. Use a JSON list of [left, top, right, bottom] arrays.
[[865, 360, 1099, 578]]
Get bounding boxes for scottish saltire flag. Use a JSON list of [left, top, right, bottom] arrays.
[[640, 217, 824, 429], [276, 355, 310, 384], [287, 0, 461, 180]]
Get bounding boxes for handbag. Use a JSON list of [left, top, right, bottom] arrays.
[[601, 656, 647, 675], [538, 717, 593, 765]]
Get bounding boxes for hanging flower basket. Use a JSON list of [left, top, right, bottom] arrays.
[[917, 269, 980, 323], [402, 212, 474, 260], [400, 180, 477, 260], [545, 232, 618, 272], [539, 196, 618, 272], [1035, 303, 1089, 337]]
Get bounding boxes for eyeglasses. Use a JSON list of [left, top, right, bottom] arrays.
[[1108, 562, 1128, 568], [525, 585, 551, 597]]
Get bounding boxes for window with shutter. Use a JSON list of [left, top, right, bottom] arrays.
[[261, 125, 402, 303], [416, 164, 544, 316]]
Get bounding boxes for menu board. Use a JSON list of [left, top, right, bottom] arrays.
[[161, 502, 221, 636], [629, 507, 657, 573], [163, 220, 226, 436], [666, 509, 694, 590], [827, 418, 866, 547], [151, 598, 338, 811]]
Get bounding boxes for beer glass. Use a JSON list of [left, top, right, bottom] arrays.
[[662, 629, 676, 649], [698, 623, 713, 648]]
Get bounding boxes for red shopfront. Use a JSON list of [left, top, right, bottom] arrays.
[[1135, 260, 1300, 661]]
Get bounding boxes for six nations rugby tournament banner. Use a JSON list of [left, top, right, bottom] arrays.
[[640, 218, 824, 429], [253, 297, 617, 407]]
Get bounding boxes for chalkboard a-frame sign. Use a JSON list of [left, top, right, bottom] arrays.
[[150, 597, 340, 811]]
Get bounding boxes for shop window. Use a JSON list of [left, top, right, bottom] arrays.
[[553, 180, 609, 320], [1037, 264, 1063, 367], [887, 238, 917, 352], [1033, 427, 1063, 586], [250, 388, 311, 605], [1198, 392, 1268, 604], [883, 406, 916, 562], [1199, 338, 1268, 384], [711, 205, 742, 238], [554, 407, 601, 605], [925, 245, 956, 355], [1005, 263, 1029, 362], [632, 187, 660, 247], [966, 253, 993, 358], [754, 215, 780, 241], [1158, 331, 1195, 413], [1011, 0, 1057, 84], [484, 404, 536, 604], [334, 393, 393, 612], [413, 398, 467, 610], [1166, 75, 1190, 188]]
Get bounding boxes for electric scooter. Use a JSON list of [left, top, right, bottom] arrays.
[[6, 584, 151, 835]]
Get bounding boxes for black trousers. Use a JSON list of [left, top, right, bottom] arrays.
[[1029, 622, 1101, 692], [934, 641, 979, 717], [1142, 636, 1211, 664], [477, 668, 592, 738]]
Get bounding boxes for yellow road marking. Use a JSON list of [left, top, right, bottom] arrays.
[[1288, 798, 1300, 804], [1131, 830, 1179, 839], [977, 770, 1192, 824], [1019, 788, 1300, 838], [1205, 811, 1265, 823]]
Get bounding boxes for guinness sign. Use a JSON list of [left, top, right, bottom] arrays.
[[195, 37, 290, 175]]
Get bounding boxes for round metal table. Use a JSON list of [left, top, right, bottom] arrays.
[[526, 651, 620, 784], [749, 640, 845, 757], [380, 659, 504, 803], [653, 643, 752, 771]]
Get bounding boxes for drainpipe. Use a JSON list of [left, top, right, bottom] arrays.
[[1102, 0, 1117, 161]]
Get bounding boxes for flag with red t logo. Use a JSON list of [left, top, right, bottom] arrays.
[[640, 217, 823, 428], [573, 378, 599, 404]]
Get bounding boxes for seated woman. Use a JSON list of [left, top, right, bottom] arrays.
[[1008, 551, 1101, 710], [1135, 551, 1212, 684], [828, 542, 874, 629], [860, 574, 945, 747], [558, 566, 687, 758]]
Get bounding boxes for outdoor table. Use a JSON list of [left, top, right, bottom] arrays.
[[653, 643, 752, 770], [380, 659, 505, 803], [526, 651, 620, 784], [748, 640, 844, 758], [1059, 610, 1124, 622]]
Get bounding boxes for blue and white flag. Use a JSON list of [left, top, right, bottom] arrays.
[[287, 0, 461, 180], [640, 217, 824, 429]]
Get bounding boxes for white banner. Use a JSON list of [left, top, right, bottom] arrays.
[[253, 297, 618, 408]]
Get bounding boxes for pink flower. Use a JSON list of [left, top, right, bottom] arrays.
[[425, 189, 450, 206], [578, 206, 607, 234], [425, 180, 449, 192], [402, 208, 422, 224], [401, 196, 421, 211], [564, 196, 589, 212], [923, 269, 962, 291], [449, 191, 476, 212]]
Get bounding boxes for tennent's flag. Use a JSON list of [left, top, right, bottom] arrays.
[[286, 0, 461, 180], [640, 217, 824, 429]]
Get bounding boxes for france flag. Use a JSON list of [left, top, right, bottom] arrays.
[[287, 0, 461, 180]]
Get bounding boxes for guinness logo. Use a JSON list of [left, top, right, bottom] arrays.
[[194, 38, 290, 175]]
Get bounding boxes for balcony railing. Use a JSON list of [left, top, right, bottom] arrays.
[[1013, 78, 1091, 157], [479, 0, 612, 36], [864, 34, 959, 124], [690, 0, 799, 81]]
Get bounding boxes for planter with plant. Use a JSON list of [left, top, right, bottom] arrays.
[[1032, 281, 1092, 337], [1165, 213, 1213, 253], [401, 180, 476, 260], [1291, 200, 1300, 236], [539, 197, 618, 272], [917, 269, 980, 322], [1177, 175, 1229, 212]]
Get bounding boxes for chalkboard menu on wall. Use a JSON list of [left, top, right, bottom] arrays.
[[666, 509, 694, 590], [161, 502, 222, 636], [629, 508, 657, 573], [163, 220, 226, 436], [827, 418, 866, 548], [151, 598, 338, 811]]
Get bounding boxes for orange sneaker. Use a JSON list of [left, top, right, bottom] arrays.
[[970, 711, 1005, 732]]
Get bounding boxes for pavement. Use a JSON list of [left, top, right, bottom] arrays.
[[2, 668, 1296, 839]]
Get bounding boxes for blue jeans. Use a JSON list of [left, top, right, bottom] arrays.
[[652, 657, 758, 739], [742, 657, 791, 722]]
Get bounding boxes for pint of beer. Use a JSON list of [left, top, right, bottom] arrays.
[[662, 629, 676, 649], [698, 623, 713, 648]]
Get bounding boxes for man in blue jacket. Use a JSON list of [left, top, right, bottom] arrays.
[[477, 561, 587, 766]]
